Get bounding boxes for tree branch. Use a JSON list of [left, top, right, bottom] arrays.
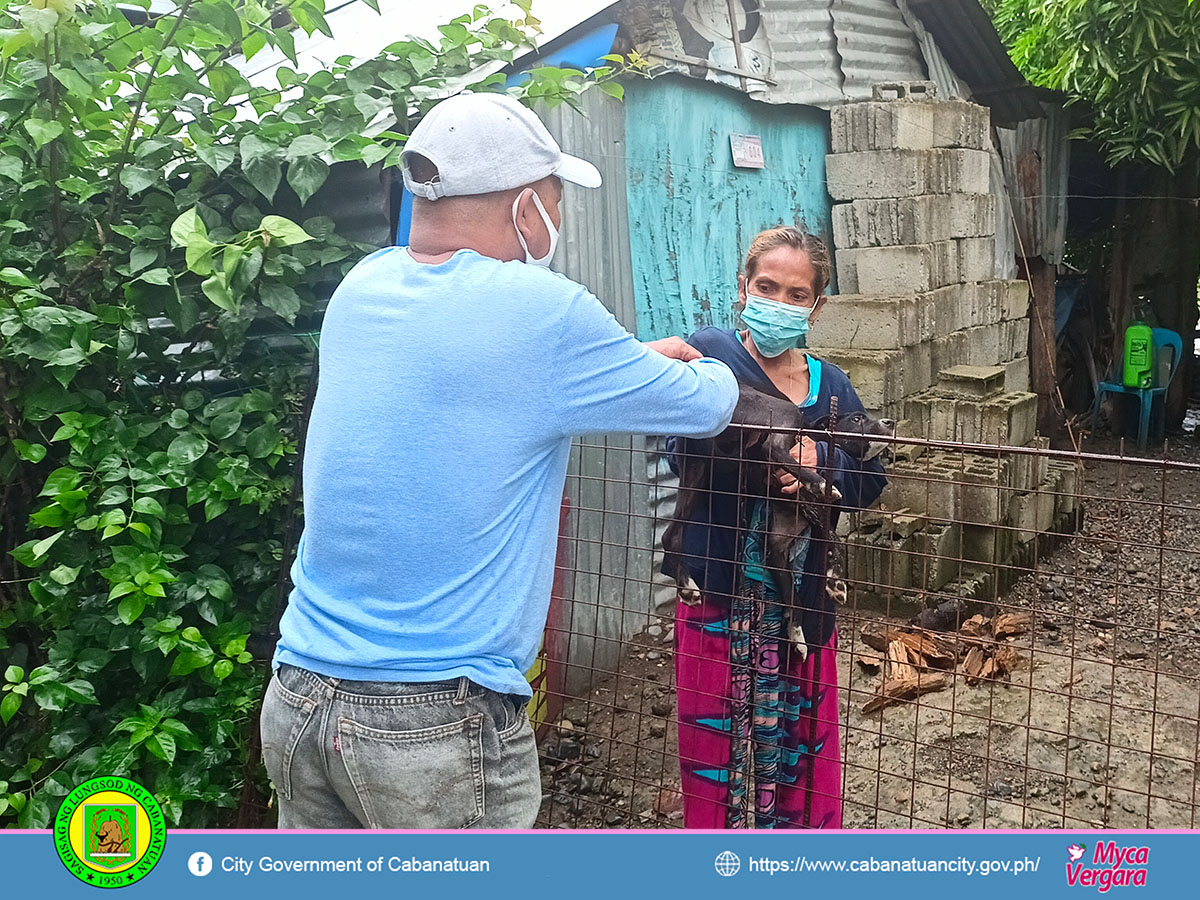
[[143, 0, 300, 145], [44, 35, 66, 255], [106, 0, 197, 227]]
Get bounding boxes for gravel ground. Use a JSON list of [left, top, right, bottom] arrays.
[[535, 432, 1200, 830], [989, 433, 1200, 679]]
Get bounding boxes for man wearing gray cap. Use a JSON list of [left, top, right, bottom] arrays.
[[260, 92, 739, 829]]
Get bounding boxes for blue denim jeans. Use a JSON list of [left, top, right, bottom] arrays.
[[261, 664, 542, 828]]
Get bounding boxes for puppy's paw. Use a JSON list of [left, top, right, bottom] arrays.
[[677, 577, 702, 606], [789, 622, 809, 663], [826, 570, 848, 605]]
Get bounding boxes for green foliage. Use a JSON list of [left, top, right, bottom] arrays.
[[986, 0, 1200, 171], [0, 0, 628, 828]]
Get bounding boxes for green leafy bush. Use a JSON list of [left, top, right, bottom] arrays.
[[0, 0, 624, 827]]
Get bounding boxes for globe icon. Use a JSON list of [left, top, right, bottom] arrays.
[[714, 850, 741, 877]]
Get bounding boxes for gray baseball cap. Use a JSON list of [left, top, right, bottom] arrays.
[[401, 92, 602, 200]]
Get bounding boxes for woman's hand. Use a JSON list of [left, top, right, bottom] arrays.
[[644, 337, 703, 362], [776, 437, 818, 495]]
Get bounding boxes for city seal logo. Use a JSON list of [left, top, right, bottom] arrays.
[[54, 777, 165, 888], [85, 802, 136, 868]]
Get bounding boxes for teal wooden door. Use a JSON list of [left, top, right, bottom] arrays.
[[624, 76, 833, 340]]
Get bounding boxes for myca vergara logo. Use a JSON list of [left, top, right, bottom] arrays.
[[1065, 841, 1149, 892], [54, 776, 166, 888]]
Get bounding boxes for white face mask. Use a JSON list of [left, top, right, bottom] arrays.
[[511, 189, 559, 267]]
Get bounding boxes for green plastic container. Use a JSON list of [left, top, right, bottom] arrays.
[[1124, 323, 1153, 389]]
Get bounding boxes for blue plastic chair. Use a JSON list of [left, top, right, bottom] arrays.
[[1091, 328, 1183, 449]]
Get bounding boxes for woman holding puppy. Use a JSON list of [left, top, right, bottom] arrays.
[[668, 226, 888, 828]]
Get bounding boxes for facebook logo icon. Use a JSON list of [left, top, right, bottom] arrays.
[[188, 852, 213, 877]]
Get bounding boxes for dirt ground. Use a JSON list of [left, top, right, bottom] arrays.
[[535, 433, 1200, 830]]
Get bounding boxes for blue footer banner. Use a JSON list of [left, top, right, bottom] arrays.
[[1, 829, 1195, 898]]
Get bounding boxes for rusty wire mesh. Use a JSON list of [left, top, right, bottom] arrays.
[[531, 428, 1200, 830]]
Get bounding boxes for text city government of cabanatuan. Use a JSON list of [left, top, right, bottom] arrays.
[[221, 855, 491, 874]]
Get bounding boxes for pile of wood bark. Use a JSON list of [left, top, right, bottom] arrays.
[[857, 612, 1033, 714]]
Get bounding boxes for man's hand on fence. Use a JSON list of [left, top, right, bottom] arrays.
[[777, 437, 819, 495], [644, 337, 703, 362]]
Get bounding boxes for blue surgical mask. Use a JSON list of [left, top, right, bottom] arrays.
[[742, 294, 814, 357]]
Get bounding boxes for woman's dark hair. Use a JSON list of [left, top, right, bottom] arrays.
[[743, 226, 832, 297]]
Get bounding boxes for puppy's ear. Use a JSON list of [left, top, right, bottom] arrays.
[[809, 415, 831, 431]]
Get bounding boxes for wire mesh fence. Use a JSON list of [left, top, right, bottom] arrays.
[[531, 427, 1200, 830]]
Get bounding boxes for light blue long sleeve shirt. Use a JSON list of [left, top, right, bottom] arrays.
[[274, 247, 738, 696]]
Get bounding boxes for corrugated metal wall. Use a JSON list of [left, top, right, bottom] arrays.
[[302, 161, 392, 251], [540, 91, 659, 693], [623, 75, 833, 340], [990, 144, 1020, 279], [831, 0, 928, 100], [759, 0, 845, 107], [996, 103, 1071, 265], [541, 91, 638, 328]]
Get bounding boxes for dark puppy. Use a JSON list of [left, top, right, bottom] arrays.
[[662, 385, 836, 658], [814, 410, 895, 609], [664, 395, 896, 658], [810, 410, 896, 461]]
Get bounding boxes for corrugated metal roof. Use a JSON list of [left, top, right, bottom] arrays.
[[831, 0, 928, 101], [895, 0, 971, 99], [626, 0, 929, 109], [905, 0, 1045, 126], [618, 0, 1049, 130]]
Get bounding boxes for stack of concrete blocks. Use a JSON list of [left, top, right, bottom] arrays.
[[810, 87, 1080, 614]]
